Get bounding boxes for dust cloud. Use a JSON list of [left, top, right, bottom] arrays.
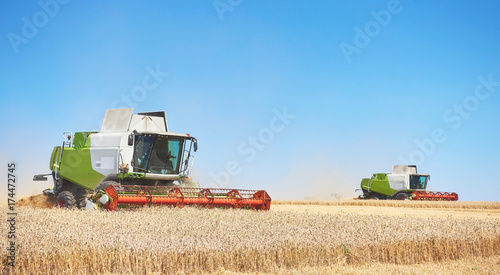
[[17, 194, 56, 208], [1, 156, 53, 207], [266, 158, 360, 200]]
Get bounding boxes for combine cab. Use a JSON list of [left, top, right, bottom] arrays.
[[358, 165, 458, 201], [34, 108, 271, 210]]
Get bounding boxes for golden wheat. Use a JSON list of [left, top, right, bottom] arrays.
[[1, 205, 499, 274], [273, 199, 500, 209]]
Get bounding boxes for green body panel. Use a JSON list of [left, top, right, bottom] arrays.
[[73, 132, 94, 150], [360, 178, 371, 191], [50, 147, 106, 190], [49, 146, 60, 171], [361, 173, 398, 197], [50, 132, 105, 191]]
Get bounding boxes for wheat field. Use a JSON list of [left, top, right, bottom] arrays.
[[2, 200, 500, 274], [273, 199, 500, 209]]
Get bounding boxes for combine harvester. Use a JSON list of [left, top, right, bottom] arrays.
[[358, 165, 458, 201], [34, 108, 271, 211]]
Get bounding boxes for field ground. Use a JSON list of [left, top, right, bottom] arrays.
[[217, 255, 500, 274], [272, 204, 500, 219], [2, 197, 500, 274], [270, 200, 500, 274], [252, 200, 500, 274]]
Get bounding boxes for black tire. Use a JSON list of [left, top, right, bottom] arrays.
[[366, 193, 380, 200], [93, 180, 117, 192], [56, 191, 76, 209], [394, 193, 408, 200], [52, 172, 72, 193], [73, 187, 88, 209]]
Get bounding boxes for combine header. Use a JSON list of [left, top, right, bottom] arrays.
[[410, 190, 458, 201], [358, 165, 458, 201], [98, 185, 271, 211], [34, 108, 271, 210]]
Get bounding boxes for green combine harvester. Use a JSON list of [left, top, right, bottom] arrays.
[[34, 108, 271, 211], [358, 165, 458, 201]]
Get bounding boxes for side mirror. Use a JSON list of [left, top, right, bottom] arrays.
[[194, 139, 198, 152], [33, 174, 50, 181], [128, 134, 134, 146]]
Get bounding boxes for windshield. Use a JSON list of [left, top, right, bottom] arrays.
[[409, 175, 428, 189], [133, 135, 183, 174]]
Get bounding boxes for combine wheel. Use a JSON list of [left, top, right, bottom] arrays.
[[394, 193, 408, 200], [366, 193, 379, 200], [74, 187, 88, 209], [56, 191, 76, 209]]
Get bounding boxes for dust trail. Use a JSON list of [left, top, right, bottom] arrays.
[[17, 194, 56, 208], [270, 156, 359, 200]]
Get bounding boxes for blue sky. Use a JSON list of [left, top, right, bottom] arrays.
[[1, 0, 499, 201]]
